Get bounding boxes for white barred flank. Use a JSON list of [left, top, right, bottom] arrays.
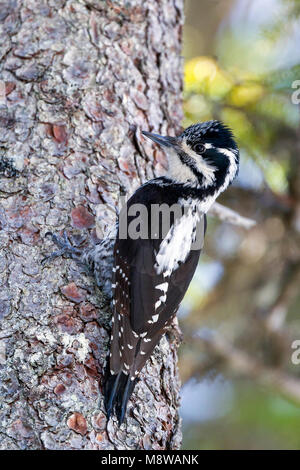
[[155, 206, 201, 275]]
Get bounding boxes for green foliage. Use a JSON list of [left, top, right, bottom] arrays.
[[183, 4, 299, 195], [183, 382, 300, 450]]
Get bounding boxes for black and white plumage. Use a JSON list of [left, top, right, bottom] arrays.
[[44, 120, 239, 423], [105, 120, 239, 424]]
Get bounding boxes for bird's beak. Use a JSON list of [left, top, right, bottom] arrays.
[[142, 131, 176, 148]]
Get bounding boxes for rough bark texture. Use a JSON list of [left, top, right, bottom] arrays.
[[0, 0, 184, 450]]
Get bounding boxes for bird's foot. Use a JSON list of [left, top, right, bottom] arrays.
[[42, 230, 83, 265]]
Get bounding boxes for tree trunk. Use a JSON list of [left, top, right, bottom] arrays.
[[0, 0, 184, 450]]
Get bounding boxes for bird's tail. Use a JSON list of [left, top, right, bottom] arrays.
[[104, 369, 138, 425]]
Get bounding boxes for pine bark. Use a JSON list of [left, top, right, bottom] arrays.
[[0, 0, 184, 450]]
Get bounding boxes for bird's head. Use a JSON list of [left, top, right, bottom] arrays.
[[142, 120, 239, 193]]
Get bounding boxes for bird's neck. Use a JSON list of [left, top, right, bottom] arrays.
[[154, 172, 234, 214]]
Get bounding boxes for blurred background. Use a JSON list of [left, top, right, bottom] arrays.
[[180, 0, 300, 449]]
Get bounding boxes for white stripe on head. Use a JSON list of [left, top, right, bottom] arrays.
[[215, 147, 238, 190], [181, 140, 216, 187]]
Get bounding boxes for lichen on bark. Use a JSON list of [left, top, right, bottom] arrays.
[[0, 0, 184, 450]]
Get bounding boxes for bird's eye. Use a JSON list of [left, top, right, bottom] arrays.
[[193, 143, 205, 154]]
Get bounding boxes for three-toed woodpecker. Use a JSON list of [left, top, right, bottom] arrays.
[[45, 120, 239, 425], [105, 120, 239, 423]]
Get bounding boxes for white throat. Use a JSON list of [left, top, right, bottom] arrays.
[[165, 147, 198, 184]]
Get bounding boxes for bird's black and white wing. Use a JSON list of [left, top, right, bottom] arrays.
[[105, 182, 207, 423]]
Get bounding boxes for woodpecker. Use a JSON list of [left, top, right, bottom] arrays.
[[44, 120, 239, 425], [104, 120, 239, 423]]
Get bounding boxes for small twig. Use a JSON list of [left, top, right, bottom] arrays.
[[209, 202, 256, 229], [265, 263, 300, 332], [195, 329, 300, 405]]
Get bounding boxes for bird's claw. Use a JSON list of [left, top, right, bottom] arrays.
[[42, 230, 82, 265]]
